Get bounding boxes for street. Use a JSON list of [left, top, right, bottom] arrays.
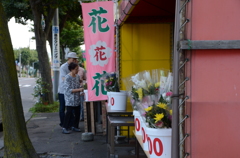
[[18, 77, 37, 121]]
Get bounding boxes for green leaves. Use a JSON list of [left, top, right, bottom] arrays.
[[131, 87, 139, 100], [32, 78, 50, 104], [159, 95, 168, 104], [2, 0, 32, 22], [60, 21, 84, 50], [14, 48, 38, 67]]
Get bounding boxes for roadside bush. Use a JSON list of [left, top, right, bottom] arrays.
[[30, 101, 59, 113], [32, 77, 50, 104]]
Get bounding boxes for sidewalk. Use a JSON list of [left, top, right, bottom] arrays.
[[0, 112, 108, 158], [28, 113, 109, 158]]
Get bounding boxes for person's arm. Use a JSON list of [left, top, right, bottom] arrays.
[[72, 88, 84, 93], [60, 65, 67, 81]]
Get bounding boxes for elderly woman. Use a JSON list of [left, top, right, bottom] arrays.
[[62, 62, 84, 134]]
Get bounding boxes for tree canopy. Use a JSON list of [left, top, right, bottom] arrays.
[[60, 20, 84, 51], [14, 48, 38, 66]]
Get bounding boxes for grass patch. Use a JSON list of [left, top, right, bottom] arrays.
[[30, 101, 59, 113]]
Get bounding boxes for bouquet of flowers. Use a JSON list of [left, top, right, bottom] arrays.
[[158, 71, 173, 106], [122, 69, 173, 116], [144, 102, 172, 128], [103, 72, 120, 92], [130, 71, 159, 101]]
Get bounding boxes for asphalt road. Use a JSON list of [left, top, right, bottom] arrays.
[[18, 77, 37, 121]]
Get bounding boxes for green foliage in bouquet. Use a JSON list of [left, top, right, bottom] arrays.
[[144, 102, 172, 128], [159, 95, 168, 104], [145, 83, 159, 95], [131, 87, 139, 100], [135, 82, 160, 100]]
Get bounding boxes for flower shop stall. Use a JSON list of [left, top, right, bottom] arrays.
[[82, 0, 240, 157]]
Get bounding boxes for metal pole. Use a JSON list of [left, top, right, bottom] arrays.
[[172, 0, 180, 157], [52, 8, 60, 101], [19, 53, 21, 77]]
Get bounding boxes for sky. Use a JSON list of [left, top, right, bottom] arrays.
[[8, 18, 37, 50], [8, 17, 85, 56], [8, 17, 53, 56]]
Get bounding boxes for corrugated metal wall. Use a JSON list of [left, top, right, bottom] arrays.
[[185, 0, 240, 157]]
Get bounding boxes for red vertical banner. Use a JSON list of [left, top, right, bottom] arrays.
[[82, 1, 115, 101]]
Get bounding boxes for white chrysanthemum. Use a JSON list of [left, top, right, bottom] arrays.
[[131, 73, 141, 89], [162, 92, 166, 98], [131, 73, 140, 83], [138, 80, 147, 89], [143, 71, 152, 83]]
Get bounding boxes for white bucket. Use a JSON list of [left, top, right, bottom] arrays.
[[133, 110, 142, 136], [107, 92, 111, 106], [84, 90, 88, 101], [108, 91, 127, 110], [146, 127, 172, 158], [141, 120, 148, 151]]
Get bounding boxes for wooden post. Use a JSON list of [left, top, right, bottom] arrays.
[[83, 102, 88, 132], [101, 101, 107, 135], [90, 101, 95, 134]]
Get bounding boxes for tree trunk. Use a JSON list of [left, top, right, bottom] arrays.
[[36, 38, 54, 104], [0, 4, 38, 158], [60, 45, 66, 64], [29, 0, 54, 104]]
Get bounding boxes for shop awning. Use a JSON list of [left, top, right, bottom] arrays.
[[118, 0, 175, 25]]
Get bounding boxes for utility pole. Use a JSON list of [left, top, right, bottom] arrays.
[[52, 8, 60, 101], [19, 53, 21, 77]]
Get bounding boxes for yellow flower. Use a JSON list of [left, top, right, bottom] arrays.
[[154, 113, 164, 123], [170, 110, 172, 115], [105, 79, 109, 83], [157, 103, 167, 109], [155, 82, 160, 88], [145, 106, 153, 112], [136, 88, 143, 100]]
